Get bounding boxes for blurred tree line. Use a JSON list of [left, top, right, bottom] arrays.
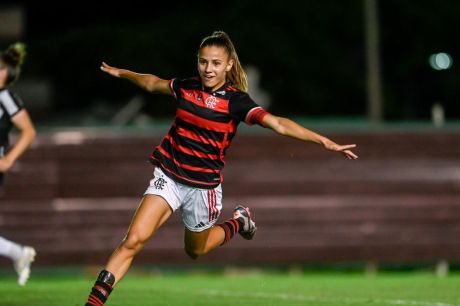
[[13, 0, 460, 123]]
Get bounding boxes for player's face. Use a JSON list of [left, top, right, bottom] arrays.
[[198, 45, 233, 91]]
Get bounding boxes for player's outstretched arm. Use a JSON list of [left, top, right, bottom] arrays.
[[262, 113, 358, 160], [100, 62, 171, 95]]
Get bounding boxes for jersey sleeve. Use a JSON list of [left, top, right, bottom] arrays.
[[168, 78, 185, 99], [0, 90, 24, 118], [229, 92, 269, 126]]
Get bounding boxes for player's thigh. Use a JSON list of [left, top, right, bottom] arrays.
[[127, 194, 173, 241], [184, 227, 211, 252]]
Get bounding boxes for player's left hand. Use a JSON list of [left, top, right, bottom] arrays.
[[323, 140, 358, 160]]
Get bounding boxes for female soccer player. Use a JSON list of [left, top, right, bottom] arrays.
[[0, 42, 37, 286], [85, 31, 357, 305]]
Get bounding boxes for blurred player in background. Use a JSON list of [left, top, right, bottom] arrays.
[[0, 42, 37, 286], [85, 30, 357, 305]]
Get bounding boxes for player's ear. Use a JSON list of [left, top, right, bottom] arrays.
[[226, 59, 234, 72]]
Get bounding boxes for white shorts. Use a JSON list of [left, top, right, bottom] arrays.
[[144, 167, 222, 232]]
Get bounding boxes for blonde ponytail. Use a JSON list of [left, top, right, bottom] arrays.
[[199, 31, 248, 92]]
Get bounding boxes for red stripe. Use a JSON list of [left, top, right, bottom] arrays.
[[177, 108, 236, 133], [209, 190, 213, 221], [88, 295, 103, 306], [151, 156, 221, 186], [157, 146, 218, 174], [165, 134, 220, 160], [230, 219, 240, 233], [211, 189, 216, 221], [94, 285, 108, 297], [212, 190, 218, 220], [209, 190, 214, 221], [224, 224, 231, 242], [209, 190, 217, 222], [175, 124, 221, 148], [245, 107, 268, 125], [210, 190, 216, 220], [211, 190, 216, 221]]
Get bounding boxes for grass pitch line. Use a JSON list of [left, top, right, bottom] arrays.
[[201, 289, 458, 306]]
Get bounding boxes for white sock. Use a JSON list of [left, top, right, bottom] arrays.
[[0, 236, 23, 261]]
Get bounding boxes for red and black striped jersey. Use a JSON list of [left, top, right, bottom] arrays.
[[150, 77, 269, 189]]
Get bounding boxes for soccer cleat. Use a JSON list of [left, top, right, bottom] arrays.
[[233, 205, 257, 240], [14, 246, 36, 286]]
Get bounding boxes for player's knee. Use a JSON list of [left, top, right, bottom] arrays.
[[122, 233, 146, 253], [184, 247, 205, 260]]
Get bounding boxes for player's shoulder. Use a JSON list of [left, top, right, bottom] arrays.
[[0, 88, 19, 103], [175, 76, 202, 89], [0, 88, 24, 114], [227, 88, 250, 103], [0, 88, 12, 98]]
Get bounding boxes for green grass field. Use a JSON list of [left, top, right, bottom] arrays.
[[0, 271, 459, 306]]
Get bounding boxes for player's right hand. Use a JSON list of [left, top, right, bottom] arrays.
[[100, 62, 122, 77]]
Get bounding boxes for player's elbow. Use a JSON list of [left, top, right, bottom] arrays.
[[144, 78, 157, 92], [29, 126, 37, 141], [145, 75, 168, 94], [23, 125, 36, 146]]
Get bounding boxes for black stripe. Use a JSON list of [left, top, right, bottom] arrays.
[[178, 98, 231, 123], [160, 139, 224, 169], [95, 281, 113, 293], [175, 117, 226, 142], [170, 128, 220, 156], [179, 78, 202, 90], [152, 150, 220, 183]]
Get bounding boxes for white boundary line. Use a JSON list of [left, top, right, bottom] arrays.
[[200, 289, 458, 306]]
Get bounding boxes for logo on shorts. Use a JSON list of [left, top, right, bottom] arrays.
[[194, 222, 206, 229], [154, 178, 166, 190]]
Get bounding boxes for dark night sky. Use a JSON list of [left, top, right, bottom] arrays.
[[19, 1, 223, 38], [2, 0, 460, 123]]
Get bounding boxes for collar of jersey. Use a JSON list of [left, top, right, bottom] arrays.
[[201, 81, 231, 94]]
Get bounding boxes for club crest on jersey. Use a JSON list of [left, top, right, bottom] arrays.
[[205, 95, 218, 109]]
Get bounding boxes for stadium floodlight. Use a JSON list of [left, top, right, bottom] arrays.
[[429, 52, 453, 70]]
